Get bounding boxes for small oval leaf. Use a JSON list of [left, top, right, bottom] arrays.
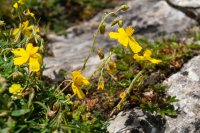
[[11, 109, 30, 116]]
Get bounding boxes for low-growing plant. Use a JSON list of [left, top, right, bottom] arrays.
[[2, 0, 200, 132]]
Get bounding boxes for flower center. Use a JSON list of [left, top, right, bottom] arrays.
[[125, 26, 134, 36], [74, 76, 84, 87]]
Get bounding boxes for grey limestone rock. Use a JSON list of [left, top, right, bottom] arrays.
[[165, 0, 200, 24], [164, 55, 200, 132], [107, 108, 165, 133]]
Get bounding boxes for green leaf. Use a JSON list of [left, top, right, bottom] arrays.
[[166, 96, 179, 104], [11, 109, 30, 117], [116, 60, 129, 71]]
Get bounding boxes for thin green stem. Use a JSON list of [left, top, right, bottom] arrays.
[[110, 71, 143, 116], [89, 52, 112, 80], [81, 11, 118, 71]]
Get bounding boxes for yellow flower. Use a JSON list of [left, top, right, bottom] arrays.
[[71, 70, 90, 99], [120, 92, 126, 99], [97, 80, 104, 90], [107, 61, 116, 74], [9, 84, 22, 94], [13, 0, 25, 9], [12, 43, 42, 72], [13, 3, 18, 9], [25, 9, 35, 17], [133, 49, 162, 64], [109, 26, 142, 53], [13, 20, 35, 40], [18, 0, 25, 4]]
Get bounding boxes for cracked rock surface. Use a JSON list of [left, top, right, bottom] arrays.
[[164, 55, 200, 133]]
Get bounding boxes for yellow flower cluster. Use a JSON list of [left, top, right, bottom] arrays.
[[12, 43, 42, 72], [71, 70, 90, 99], [109, 26, 162, 64], [13, 0, 25, 9], [13, 20, 39, 41]]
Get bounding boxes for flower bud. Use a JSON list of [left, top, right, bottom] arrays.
[[97, 48, 105, 60], [118, 20, 123, 27], [0, 21, 5, 26], [111, 19, 119, 27], [120, 5, 129, 11], [53, 102, 59, 113], [100, 24, 106, 34], [12, 71, 23, 81], [47, 110, 56, 119]]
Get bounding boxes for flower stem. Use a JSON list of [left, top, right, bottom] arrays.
[[110, 71, 143, 116], [81, 11, 118, 71]]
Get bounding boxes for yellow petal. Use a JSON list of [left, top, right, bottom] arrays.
[[97, 81, 104, 90], [71, 70, 90, 86], [13, 56, 29, 66], [13, 28, 20, 36], [34, 53, 42, 64], [72, 83, 85, 99], [76, 87, 86, 99], [107, 61, 116, 74], [71, 70, 81, 80], [26, 25, 33, 30], [133, 54, 144, 61], [109, 32, 120, 39], [148, 58, 162, 64], [125, 26, 134, 36], [83, 78, 90, 86], [129, 37, 142, 53], [71, 70, 81, 76], [26, 43, 39, 55], [143, 49, 152, 58], [29, 57, 40, 72], [13, 3, 18, 9], [18, 0, 25, 4], [9, 84, 22, 94], [118, 36, 129, 47], [71, 83, 77, 94], [35, 27, 40, 32], [120, 92, 126, 99], [23, 31, 32, 37], [12, 48, 27, 57], [118, 28, 127, 36], [30, 13, 35, 17], [22, 21, 29, 28]]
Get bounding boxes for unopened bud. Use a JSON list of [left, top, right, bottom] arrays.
[[120, 5, 129, 11], [111, 19, 119, 27], [0, 21, 5, 26], [100, 24, 106, 34], [118, 20, 123, 27], [12, 71, 23, 81], [47, 110, 56, 119], [53, 102, 59, 113], [97, 48, 105, 60]]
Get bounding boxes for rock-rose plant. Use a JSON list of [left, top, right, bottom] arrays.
[[0, 1, 177, 132]]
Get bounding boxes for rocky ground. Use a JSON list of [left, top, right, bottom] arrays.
[[43, 0, 200, 132]]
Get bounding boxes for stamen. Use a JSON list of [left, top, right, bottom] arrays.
[[125, 26, 134, 36]]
